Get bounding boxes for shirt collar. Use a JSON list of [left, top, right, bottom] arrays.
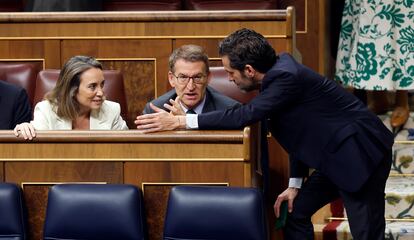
[[179, 94, 207, 114]]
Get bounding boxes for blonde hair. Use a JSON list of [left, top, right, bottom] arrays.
[[45, 55, 102, 120]]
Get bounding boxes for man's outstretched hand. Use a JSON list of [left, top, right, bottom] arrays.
[[135, 103, 185, 133]]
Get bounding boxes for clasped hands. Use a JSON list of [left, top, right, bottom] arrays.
[[135, 96, 186, 133]]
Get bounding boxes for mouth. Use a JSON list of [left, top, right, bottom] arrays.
[[183, 93, 198, 100], [92, 99, 103, 104]]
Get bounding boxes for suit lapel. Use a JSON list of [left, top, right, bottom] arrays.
[[201, 89, 216, 113]]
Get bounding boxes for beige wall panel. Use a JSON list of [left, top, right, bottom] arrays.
[[101, 60, 155, 127], [61, 39, 171, 96], [125, 161, 245, 240]]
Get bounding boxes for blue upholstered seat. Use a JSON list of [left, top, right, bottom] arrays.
[[43, 184, 147, 240], [163, 186, 268, 240], [0, 183, 26, 240]]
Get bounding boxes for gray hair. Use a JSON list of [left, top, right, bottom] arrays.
[[168, 44, 210, 74]]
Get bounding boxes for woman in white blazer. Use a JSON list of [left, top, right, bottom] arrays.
[[14, 55, 128, 140]]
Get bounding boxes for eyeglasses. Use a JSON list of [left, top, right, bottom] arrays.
[[172, 73, 207, 84]]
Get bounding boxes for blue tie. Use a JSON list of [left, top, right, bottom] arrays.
[[186, 109, 196, 114]]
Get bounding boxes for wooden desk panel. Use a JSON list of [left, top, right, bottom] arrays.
[[0, 128, 256, 240]]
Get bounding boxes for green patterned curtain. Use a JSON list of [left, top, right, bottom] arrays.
[[335, 0, 414, 90]]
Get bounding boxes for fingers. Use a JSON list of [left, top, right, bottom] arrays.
[[150, 103, 166, 113], [135, 111, 179, 132], [140, 126, 161, 133], [273, 198, 282, 218], [135, 114, 162, 132], [166, 97, 185, 116], [164, 103, 175, 112], [288, 197, 294, 213], [20, 125, 31, 140], [135, 113, 155, 124], [135, 118, 156, 129], [171, 96, 182, 111], [14, 123, 36, 140], [13, 125, 20, 136]]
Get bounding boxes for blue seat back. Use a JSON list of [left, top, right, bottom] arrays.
[[163, 186, 268, 240], [0, 183, 26, 240], [43, 184, 147, 240]]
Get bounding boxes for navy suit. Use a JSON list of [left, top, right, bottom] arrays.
[[198, 53, 393, 239], [0, 81, 32, 129], [143, 86, 240, 114]]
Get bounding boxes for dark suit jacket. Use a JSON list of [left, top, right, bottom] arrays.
[[0, 81, 32, 129], [198, 53, 393, 192], [143, 86, 241, 114]]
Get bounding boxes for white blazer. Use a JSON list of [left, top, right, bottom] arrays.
[[31, 100, 128, 130]]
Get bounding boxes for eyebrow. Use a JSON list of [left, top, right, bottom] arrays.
[[178, 73, 204, 76]]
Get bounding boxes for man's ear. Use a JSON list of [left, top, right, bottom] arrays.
[[168, 71, 176, 87], [244, 64, 256, 78], [206, 71, 212, 84]]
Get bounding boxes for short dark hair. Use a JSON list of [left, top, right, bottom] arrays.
[[219, 28, 278, 73]]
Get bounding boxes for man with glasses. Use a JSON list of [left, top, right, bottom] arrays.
[[142, 44, 240, 115]]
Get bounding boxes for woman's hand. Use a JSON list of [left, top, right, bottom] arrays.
[[14, 122, 36, 140]]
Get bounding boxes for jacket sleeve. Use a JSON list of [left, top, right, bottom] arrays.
[[198, 70, 302, 129], [142, 102, 153, 114], [289, 153, 309, 178], [12, 88, 32, 128], [111, 103, 128, 130], [31, 101, 52, 130]]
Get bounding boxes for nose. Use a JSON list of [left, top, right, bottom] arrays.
[[186, 79, 196, 90], [96, 86, 104, 96]]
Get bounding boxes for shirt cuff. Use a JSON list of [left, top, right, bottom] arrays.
[[186, 114, 199, 129], [288, 178, 302, 189]]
